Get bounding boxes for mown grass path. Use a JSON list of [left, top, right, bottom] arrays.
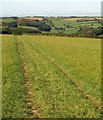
[[16, 37, 42, 118], [2, 35, 28, 118]]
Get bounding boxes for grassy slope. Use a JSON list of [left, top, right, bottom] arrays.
[[47, 18, 100, 34], [2, 35, 28, 118], [2, 18, 16, 23], [19, 26, 38, 30]]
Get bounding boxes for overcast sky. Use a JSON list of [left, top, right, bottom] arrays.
[[0, 0, 102, 17]]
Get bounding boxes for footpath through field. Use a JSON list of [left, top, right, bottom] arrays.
[[16, 37, 43, 118], [15, 35, 101, 118]]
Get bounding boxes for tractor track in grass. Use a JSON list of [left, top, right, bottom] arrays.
[[15, 36, 42, 118], [24, 39, 102, 114]]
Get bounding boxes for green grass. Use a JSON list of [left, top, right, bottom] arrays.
[[19, 35, 101, 101], [2, 18, 16, 23], [2, 35, 29, 118], [2, 35, 101, 118], [19, 25, 38, 30]]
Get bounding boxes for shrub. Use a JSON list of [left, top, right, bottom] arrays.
[[2, 21, 18, 28], [12, 28, 23, 35], [2, 27, 12, 34], [38, 25, 51, 31], [74, 26, 103, 38]]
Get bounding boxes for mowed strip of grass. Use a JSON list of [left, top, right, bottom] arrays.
[[2, 35, 28, 118], [17, 36, 101, 118]]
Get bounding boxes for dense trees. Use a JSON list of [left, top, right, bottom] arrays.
[[17, 19, 51, 31], [74, 26, 103, 38], [2, 21, 18, 28], [38, 25, 51, 31], [2, 27, 41, 35], [2, 27, 12, 34], [12, 28, 23, 35]]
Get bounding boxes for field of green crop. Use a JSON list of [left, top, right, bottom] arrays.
[[2, 35, 101, 118]]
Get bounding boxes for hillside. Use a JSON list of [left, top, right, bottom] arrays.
[[1, 16, 103, 38]]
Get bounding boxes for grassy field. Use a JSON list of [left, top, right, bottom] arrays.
[[2, 35, 29, 118], [19, 26, 38, 30], [2, 35, 101, 118], [1, 18, 16, 23]]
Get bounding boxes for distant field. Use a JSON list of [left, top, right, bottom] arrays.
[[2, 35, 101, 118], [19, 25, 38, 30], [2, 18, 16, 22], [64, 17, 101, 21], [25, 17, 44, 21]]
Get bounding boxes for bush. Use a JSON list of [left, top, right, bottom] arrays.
[[38, 25, 51, 31], [74, 26, 103, 38], [12, 28, 23, 35], [2, 21, 18, 28], [9, 21, 18, 27], [17, 19, 52, 32], [2, 27, 12, 34]]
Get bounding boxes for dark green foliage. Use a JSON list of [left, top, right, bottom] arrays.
[[54, 27, 65, 31], [9, 21, 18, 27], [43, 18, 54, 27], [2, 17, 18, 20], [2, 27, 12, 34], [91, 23, 93, 26], [66, 24, 70, 28], [12, 28, 23, 35], [20, 20, 43, 27], [2, 21, 18, 28], [18, 19, 44, 27], [18, 19, 51, 32], [74, 26, 103, 38], [38, 24, 51, 31], [94, 27, 103, 36]]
